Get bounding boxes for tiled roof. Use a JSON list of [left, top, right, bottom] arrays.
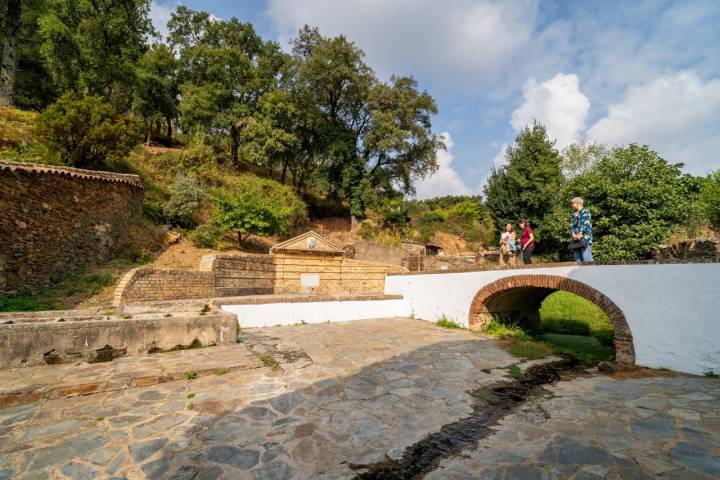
[[0, 161, 144, 188]]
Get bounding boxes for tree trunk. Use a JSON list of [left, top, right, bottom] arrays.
[[145, 122, 152, 146], [230, 124, 239, 168], [0, 0, 22, 107], [280, 158, 289, 184], [166, 118, 172, 139]]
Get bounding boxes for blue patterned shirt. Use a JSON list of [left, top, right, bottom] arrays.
[[569, 208, 593, 245]]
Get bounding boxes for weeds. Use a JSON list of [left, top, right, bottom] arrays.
[[507, 364, 522, 379], [185, 371, 199, 381], [436, 317, 463, 329], [187, 392, 196, 399], [704, 370, 719, 378], [258, 353, 279, 369], [215, 369, 228, 376], [186, 403, 194, 410]]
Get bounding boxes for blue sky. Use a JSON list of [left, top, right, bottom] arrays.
[[151, 0, 720, 199]]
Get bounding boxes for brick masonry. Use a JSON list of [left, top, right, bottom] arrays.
[[468, 274, 636, 364], [0, 161, 144, 293], [114, 253, 405, 305]]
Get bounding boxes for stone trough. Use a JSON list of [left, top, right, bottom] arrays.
[[0, 309, 237, 369]]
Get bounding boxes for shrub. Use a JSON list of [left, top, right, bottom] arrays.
[[358, 220, 379, 240], [213, 175, 307, 245], [700, 170, 720, 231], [189, 224, 224, 248], [164, 175, 205, 228], [35, 94, 143, 170]]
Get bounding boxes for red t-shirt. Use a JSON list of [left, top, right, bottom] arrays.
[[520, 227, 534, 248]]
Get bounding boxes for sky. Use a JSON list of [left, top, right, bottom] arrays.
[[150, 0, 720, 199]]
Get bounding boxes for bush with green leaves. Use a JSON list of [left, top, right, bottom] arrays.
[[213, 175, 307, 245], [189, 224, 225, 248], [35, 94, 143, 170], [163, 175, 206, 228], [543, 145, 702, 260], [700, 170, 720, 231]]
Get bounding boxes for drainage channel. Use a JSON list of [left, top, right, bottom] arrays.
[[349, 358, 581, 480]]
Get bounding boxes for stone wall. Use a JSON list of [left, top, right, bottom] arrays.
[[0, 161, 144, 293], [352, 241, 403, 266], [114, 253, 405, 305], [209, 254, 276, 297]]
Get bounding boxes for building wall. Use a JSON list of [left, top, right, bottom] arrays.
[[0, 162, 143, 293]]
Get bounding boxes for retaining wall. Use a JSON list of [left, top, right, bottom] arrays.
[[0, 161, 143, 293], [0, 310, 237, 369]]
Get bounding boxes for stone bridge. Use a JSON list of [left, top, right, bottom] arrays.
[[384, 261, 720, 375]]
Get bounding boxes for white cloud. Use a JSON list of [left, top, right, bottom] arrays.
[[478, 142, 508, 195], [587, 71, 720, 174], [414, 132, 472, 200], [510, 73, 590, 148], [265, 0, 538, 90], [150, 0, 174, 42]]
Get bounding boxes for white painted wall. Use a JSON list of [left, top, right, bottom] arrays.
[[222, 298, 411, 329], [385, 264, 720, 375]]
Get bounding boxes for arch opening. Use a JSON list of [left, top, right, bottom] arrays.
[[469, 275, 635, 364]]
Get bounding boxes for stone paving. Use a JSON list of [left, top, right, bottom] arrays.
[[0, 317, 718, 479]]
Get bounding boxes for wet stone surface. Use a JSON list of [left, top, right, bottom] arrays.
[[0, 318, 718, 479]]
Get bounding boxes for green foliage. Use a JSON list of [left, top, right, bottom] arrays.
[[700, 170, 720, 231], [484, 123, 563, 232], [35, 94, 143, 169], [358, 220, 379, 240], [508, 340, 553, 360], [0, 294, 55, 312], [163, 175, 205, 228], [506, 364, 523, 379], [539, 333, 615, 362], [38, 0, 153, 108], [436, 317, 463, 329], [133, 44, 179, 139], [543, 145, 702, 260], [188, 224, 224, 249], [540, 291, 614, 346], [484, 319, 531, 340], [185, 370, 198, 381], [704, 370, 719, 378], [213, 175, 307, 244]]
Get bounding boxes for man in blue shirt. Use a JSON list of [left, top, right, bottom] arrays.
[[570, 197, 593, 262]]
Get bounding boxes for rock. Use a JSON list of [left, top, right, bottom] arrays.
[[537, 437, 612, 465], [669, 442, 720, 477], [27, 432, 107, 470], [129, 437, 168, 463], [60, 462, 99, 480], [206, 446, 260, 470]]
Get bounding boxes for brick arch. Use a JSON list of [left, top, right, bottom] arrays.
[[469, 275, 635, 364]]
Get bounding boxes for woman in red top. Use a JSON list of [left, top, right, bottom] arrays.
[[518, 219, 535, 264]]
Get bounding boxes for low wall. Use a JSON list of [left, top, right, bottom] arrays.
[[114, 269, 215, 304], [221, 295, 409, 328], [207, 254, 275, 296], [352, 241, 403, 265], [114, 254, 405, 305], [0, 311, 237, 369], [0, 161, 144, 293]]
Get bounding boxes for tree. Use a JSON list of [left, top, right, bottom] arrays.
[[700, 170, 720, 231], [544, 144, 702, 260], [133, 43, 178, 142], [35, 93, 143, 169], [0, 0, 22, 106], [212, 175, 307, 245], [163, 175, 205, 228], [37, 0, 153, 108], [484, 122, 564, 231], [561, 142, 608, 178], [169, 6, 284, 165]]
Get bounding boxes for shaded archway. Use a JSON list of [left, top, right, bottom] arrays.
[[469, 275, 635, 364]]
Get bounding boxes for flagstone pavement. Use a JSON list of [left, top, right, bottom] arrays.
[[0, 318, 718, 479]]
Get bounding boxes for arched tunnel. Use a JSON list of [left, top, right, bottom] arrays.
[[468, 275, 635, 364]]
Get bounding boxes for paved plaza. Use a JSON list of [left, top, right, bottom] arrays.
[[0, 318, 718, 479]]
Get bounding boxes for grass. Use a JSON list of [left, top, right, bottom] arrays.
[[436, 317, 463, 329], [539, 333, 615, 362], [215, 369, 229, 376], [507, 364, 522, 379], [508, 339, 554, 360], [185, 371, 199, 381], [187, 392, 196, 399], [0, 267, 121, 312], [540, 291, 615, 346], [704, 370, 719, 378]]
